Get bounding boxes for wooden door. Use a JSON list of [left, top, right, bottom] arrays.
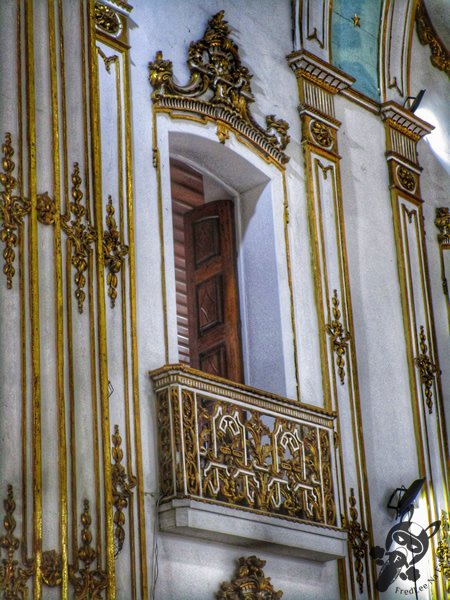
[[184, 199, 243, 382]]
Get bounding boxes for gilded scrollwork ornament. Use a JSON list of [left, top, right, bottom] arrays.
[[436, 511, 450, 592], [94, 2, 122, 36], [36, 192, 57, 225], [416, 0, 450, 76], [396, 165, 416, 193], [435, 207, 450, 245], [103, 196, 129, 308], [0, 133, 30, 289], [342, 488, 369, 594], [41, 550, 62, 587], [414, 326, 437, 414], [111, 425, 137, 557], [148, 11, 290, 164], [61, 163, 96, 314], [0, 485, 34, 599], [310, 120, 333, 148], [217, 555, 283, 599], [326, 289, 351, 385], [69, 499, 107, 599]]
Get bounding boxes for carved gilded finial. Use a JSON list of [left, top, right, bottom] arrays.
[[111, 424, 136, 557], [342, 488, 369, 594], [69, 499, 107, 597], [0, 133, 30, 289], [325, 289, 351, 385], [414, 326, 438, 414], [435, 207, 450, 245], [0, 485, 34, 598], [61, 163, 96, 314], [148, 12, 290, 165], [217, 555, 283, 599], [103, 196, 129, 309]]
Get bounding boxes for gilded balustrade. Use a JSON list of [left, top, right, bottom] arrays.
[[150, 364, 338, 527]]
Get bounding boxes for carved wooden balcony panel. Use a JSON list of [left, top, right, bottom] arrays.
[[150, 365, 339, 531]]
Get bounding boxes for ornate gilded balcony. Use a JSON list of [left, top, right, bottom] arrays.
[[150, 365, 347, 560]]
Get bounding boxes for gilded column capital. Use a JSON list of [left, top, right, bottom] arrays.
[[287, 49, 354, 93], [380, 101, 434, 140]]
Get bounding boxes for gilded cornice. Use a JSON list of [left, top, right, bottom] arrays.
[[381, 101, 434, 139], [287, 49, 355, 93], [148, 11, 290, 167], [416, 0, 450, 76]]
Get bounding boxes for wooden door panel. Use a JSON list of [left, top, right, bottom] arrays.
[[185, 199, 243, 382]]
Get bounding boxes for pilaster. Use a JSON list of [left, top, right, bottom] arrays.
[[288, 49, 375, 600]]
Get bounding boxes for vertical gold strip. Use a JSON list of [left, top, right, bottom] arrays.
[[124, 42, 150, 600], [48, 0, 68, 595], [282, 171, 301, 401], [114, 54, 137, 598], [25, 1, 42, 597], [17, 0, 29, 564], [57, 0, 69, 211], [66, 239, 78, 563], [80, 0, 102, 564], [334, 165, 377, 597], [153, 114, 169, 363], [88, 6, 116, 596]]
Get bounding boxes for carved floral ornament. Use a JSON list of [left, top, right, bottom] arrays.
[[94, 1, 122, 37], [342, 488, 369, 594], [435, 207, 450, 245], [0, 133, 129, 312], [310, 120, 333, 148], [148, 11, 290, 166], [217, 556, 283, 599], [414, 326, 438, 414], [396, 165, 416, 193]]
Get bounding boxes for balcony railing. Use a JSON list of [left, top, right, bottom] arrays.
[[150, 364, 339, 530]]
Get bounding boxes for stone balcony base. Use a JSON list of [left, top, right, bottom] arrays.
[[159, 498, 347, 562]]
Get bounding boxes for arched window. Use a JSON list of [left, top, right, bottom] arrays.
[[158, 125, 296, 399]]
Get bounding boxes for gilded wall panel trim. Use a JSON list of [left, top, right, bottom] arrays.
[[379, 0, 416, 102], [289, 53, 376, 599], [382, 103, 449, 550], [24, 1, 43, 596], [93, 6, 148, 597], [87, 2, 116, 595], [47, 0, 69, 594]]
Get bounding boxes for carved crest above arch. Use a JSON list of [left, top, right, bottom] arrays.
[[217, 556, 283, 599], [148, 11, 290, 166]]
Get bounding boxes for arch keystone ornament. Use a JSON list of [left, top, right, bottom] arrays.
[[217, 556, 283, 599], [148, 11, 290, 166]]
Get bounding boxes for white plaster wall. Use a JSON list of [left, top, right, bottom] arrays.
[[410, 33, 450, 439], [335, 93, 423, 547], [128, 1, 339, 597]]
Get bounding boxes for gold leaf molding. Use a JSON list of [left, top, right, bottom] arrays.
[[416, 0, 450, 76], [148, 11, 290, 165]]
